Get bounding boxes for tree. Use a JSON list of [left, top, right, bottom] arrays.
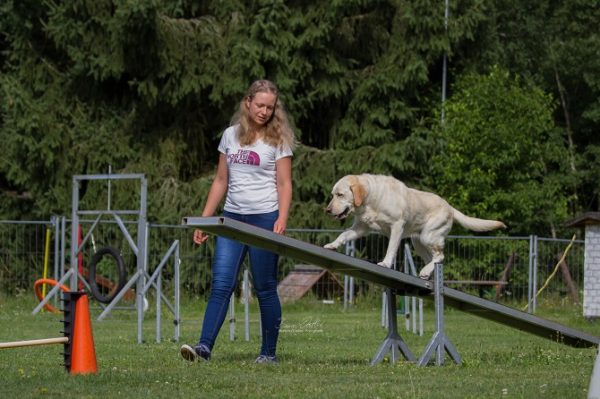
[[0, 0, 598, 232], [428, 67, 571, 235]]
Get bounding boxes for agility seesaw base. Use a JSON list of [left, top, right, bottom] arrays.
[[183, 216, 600, 366]]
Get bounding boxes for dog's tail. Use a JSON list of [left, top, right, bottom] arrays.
[[452, 208, 507, 232]]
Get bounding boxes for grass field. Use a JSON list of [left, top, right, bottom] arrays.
[[1, 293, 599, 399]]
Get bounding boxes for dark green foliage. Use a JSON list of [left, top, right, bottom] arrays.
[[428, 67, 570, 234], [0, 0, 598, 236]]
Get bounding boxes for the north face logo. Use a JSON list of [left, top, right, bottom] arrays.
[[228, 150, 260, 166]]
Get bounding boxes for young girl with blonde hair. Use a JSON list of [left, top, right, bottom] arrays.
[[181, 79, 296, 364]]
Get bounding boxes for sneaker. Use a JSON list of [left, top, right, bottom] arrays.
[[254, 355, 278, 364], [180, 343, 211, 362]]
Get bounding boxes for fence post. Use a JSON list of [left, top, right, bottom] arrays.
[[60, 216, 67, 280], [527, 235, 539, 313]]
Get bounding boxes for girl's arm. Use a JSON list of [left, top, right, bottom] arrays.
[[193, 153, 228, 244], [274, 156, 292, 235]]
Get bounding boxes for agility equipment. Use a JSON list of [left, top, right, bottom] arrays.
[[41, 227, 52, 306], [68, 293, 98, 374], [88, 246, 127, 304], [183, 216, 600, 366], [34, 278, 70, 313], [2, 291, 97, 374], [33, 173, 180, 345], [0, 337, 68, 349]]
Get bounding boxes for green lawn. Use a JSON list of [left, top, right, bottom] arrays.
[[1, 293, 598, 398]]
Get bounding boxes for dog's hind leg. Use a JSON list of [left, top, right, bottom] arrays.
[[417, 218, 451, 279], [416, 233, 446, 279], [418, 249, 444, 279], [410, 236, 432, 267]]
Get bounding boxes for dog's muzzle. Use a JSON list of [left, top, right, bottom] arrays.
[[334, 206, 351, 220]]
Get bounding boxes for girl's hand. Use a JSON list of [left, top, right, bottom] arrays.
[[273, 218, 287, 235], [193, 229, 209, 245]]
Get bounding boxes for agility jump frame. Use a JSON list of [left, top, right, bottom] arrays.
[[33, 174, 180, 344]]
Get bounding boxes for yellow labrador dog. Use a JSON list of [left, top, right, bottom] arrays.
[[324, 174, 506, 279]]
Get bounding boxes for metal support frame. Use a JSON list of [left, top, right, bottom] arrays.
[[33, 173, 180, 344], [243, 269, 250, 341], [417, 263, 461, 366], [380, 244, 423, 337], [403, 243, 423, 336], [528, 235, 539, 313], [344, 241, 356, 310], [371, 287, 417, 365], [230, 267, 254, 342], [229, 292, 236, 341]]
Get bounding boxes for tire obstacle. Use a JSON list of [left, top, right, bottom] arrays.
[[87, 246, 127, 304], [183, 216, 600, 366], [2, 292, 97, 374], [33, 244, 129, 312]]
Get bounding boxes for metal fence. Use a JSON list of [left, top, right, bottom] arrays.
[[0, 219, 584, 314]]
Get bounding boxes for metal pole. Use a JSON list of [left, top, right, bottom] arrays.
[[52, 216, 59, 281], [419, 300, 424, 336], [412, 297, 417, 334], [527, 235, 539, 313], [417, 263, 461, 366], [51, 216, 59, 310], [344, 241, 355, 309], [137, 178, 148, 343], [60, 216, 66, 279], [70, 177, 79, 291], [344, 275, 349, 310], [174, 242, 180, 342], [107, 164, 112, 211], [244, 268, 250, 341], [381, 291, 388, 328], [229, 293, 235, 341], [441, 0, 449, 124], [532, 235, 538, 313], [527, 235, 534, 313], [404, 250, 410, 331], [156, 273, 162, 343]]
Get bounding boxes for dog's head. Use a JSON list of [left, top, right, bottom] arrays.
[[325, 175, 368, 219]]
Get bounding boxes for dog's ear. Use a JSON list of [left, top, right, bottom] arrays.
[[350, 183, 367, 207]]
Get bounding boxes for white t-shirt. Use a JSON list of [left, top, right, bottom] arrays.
[[218, 125, 293, 214]]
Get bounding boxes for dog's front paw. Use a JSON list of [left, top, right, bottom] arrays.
[[377, 261, 392, 268], [418, 267, 433, 280], [324, 243, 338, 250]]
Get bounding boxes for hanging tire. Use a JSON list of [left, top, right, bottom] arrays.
[[88, 246, 127, 304]]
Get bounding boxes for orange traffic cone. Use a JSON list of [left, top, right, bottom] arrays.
[[70, 294, 98, 375]]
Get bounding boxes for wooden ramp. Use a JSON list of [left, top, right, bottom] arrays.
[[277, 264, 343, 303], [182, 216, 600, 348]]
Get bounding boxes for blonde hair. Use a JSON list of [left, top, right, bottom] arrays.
[[231, 80, 297, 150]]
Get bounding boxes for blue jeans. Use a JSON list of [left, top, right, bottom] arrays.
[[199, 210, 281, 357]]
